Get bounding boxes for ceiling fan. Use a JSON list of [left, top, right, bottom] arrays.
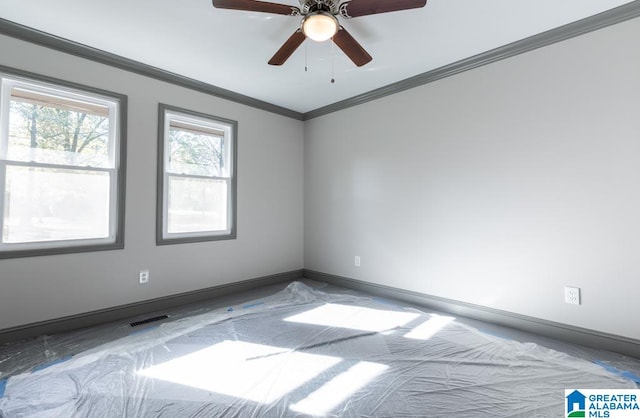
[[211, 0, 427, 67]]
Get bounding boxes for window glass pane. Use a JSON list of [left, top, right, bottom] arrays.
[[158, 105, 235, 244], [7, 92, 111, 168], [168, 127, 223, 177], [167, 176, 228, 234], [3, 165, 111, 244]]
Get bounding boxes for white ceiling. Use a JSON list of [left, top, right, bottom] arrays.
[[0, 0, 635, 113]]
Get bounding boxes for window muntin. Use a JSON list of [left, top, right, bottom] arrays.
[[0, 71, 125, 257], [158, 105, 236, 244]]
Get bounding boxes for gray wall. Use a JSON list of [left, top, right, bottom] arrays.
[[0, 34, 304, 331], [3, 16, 640, 342], [304, 17, 640, 340]]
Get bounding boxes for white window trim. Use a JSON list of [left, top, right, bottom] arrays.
[[0, 68, 126, 258], [157, 104, 237, 245]]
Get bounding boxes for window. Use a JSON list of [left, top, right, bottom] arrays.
[[157, 104, 237, 244], [0, 69, 126, 258]]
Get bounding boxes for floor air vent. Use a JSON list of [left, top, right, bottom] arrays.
[[130, 315, 168, 327]]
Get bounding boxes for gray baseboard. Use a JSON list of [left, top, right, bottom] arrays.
[[4, 268, 638, 359], [304, 269, 640, 359], [0, 269, 303, 344]]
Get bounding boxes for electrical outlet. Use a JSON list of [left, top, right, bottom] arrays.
[[354, 256, 361, 267], [564, 286, 580, 305], [139, 270, 150, 285]]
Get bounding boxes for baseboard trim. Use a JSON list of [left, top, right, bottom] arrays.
[[5, 268, 638, 358], [0, 269, 303, 344], [304, 269, 640, 359]]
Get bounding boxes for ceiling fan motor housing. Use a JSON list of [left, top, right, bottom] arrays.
[[301, 0, 339, 15]]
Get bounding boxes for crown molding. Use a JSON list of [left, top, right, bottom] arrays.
[[0, 18, 304, 121]]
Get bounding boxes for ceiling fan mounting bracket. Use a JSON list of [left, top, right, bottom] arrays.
[[301, 0, 338, 15]]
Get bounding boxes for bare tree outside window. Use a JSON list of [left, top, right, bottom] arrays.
[[8, 100, 110, 167], [168, 128, 223, 177]]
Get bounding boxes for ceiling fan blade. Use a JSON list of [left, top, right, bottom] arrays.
[[268, 30, 306, 65], [340, 0, 426, 18], [212, 0, 300, 16], [332, 26, 372, 67]]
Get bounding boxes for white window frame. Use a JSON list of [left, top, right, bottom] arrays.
[[0, 68, 126, 258], [157, 104, 237, 245]]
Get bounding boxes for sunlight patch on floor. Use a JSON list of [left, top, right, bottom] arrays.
[[138, 340, 341, 403], [284, 303, 420, 332], [290, 361, 389, 416], [403, 314, 455, 340]]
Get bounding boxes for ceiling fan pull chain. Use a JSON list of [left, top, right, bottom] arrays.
[[305, 43, 308, 72], [330, 37, 335, 84]]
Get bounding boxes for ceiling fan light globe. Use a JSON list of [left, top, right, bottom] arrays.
[[302, 13, 338, 42]]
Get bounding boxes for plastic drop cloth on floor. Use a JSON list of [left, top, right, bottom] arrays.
[[0, 281, 638, 417]]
